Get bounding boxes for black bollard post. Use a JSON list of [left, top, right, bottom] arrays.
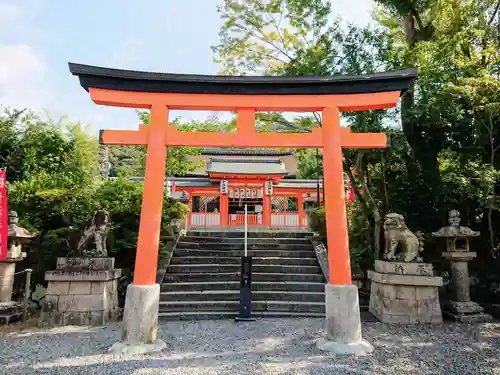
[[235, 255, 255, 321]]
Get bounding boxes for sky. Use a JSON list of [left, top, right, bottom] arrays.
[[0, 0, 374, 135]]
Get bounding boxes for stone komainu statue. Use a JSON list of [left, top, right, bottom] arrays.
[[383, 213, 424, 263], [68, 211, 110, 257]]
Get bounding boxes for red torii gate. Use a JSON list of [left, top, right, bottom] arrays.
[[69, 63, 417, 355]]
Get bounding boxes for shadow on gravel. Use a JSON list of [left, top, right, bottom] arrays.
[[1, 320, 500, 375]]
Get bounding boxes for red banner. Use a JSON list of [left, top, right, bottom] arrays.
[[0, 170, 7, 260]]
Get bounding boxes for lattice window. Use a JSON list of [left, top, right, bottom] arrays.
[[192, 196, 220, 212], [272, 196, 298, 213], [272, 197, 285, 213], [286, 197, 298, 213]]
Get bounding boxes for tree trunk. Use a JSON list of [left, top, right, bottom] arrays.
[[488, 124, 498, 258], [354, 154, 382, 261]]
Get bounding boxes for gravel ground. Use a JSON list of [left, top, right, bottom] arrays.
[[0, 318, 499, 375]]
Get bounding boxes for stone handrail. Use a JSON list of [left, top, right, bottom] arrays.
[[309, 235, 365, 288]]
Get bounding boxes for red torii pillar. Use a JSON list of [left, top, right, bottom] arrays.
[[69, 63, 416, 355]]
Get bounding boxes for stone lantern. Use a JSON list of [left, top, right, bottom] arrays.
[[432, 209, 492, 322], [0, 211, 34, 303]]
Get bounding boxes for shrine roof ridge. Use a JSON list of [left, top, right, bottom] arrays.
[[209, 158, 282, 164], [69, 63, 418, 96], [201, 149, 293, 156]]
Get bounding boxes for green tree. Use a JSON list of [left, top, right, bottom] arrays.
[[2, 108, 188, 285], [213, 0, 400, 262], [110, 111, 237, 177]]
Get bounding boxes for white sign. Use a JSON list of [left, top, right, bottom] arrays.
[[229, 187, 261, 200], [166, 181, 173, 197]]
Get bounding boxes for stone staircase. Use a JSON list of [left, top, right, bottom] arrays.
[[159, 230, 327, 320]]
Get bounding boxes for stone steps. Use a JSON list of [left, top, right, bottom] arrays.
[[176, 242, 313, 250], [163, 272, 325, 283], [186, 231, 314, 239], [181, 236, 312, 244], [159, 300, 326, 313], [167, 264, 322, 274], [160, 290, 325, 302], [174, 249, 316, 258], [158, 311, 326, 320], [160, 230, 326, 320], [169, 256, 319, 266], [160, 281, 326, 292]]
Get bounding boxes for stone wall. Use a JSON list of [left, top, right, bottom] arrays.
[[41, 257, 121, 326]]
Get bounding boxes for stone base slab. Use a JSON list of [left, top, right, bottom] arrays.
[[448, 301, 484, 314], [445, 312, 493, 323], [368, 261, 443, 324], [317, 284, 373, 356], [442, 251, 477, 262], [443, 300, 493, 323]]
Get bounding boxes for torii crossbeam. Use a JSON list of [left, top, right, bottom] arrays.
[[69, 63, 417, 354]]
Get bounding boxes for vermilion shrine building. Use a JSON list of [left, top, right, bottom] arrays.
[[163, 149, 324, 229]]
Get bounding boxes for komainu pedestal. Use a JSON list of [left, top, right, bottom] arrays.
[[41, 257, 121, 326], [368, 261, 443, 324]]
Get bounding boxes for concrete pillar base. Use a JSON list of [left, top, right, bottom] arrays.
[[316, 284, 373, 356], [109, 283, 163, 354], [316, 337, 373, 355]]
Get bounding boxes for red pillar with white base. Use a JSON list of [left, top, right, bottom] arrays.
[[315, 107, 373, 355]]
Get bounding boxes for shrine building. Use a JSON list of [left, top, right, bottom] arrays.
[[159, 148, 323, 229]]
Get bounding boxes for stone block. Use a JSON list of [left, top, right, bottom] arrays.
[[45, 269, 121, 282], [447, 300, 484, 314], [42, 259, 121, 326], [45, 270, 83, 281], [58, 295, 74, 311], [57, 257, 115, 270], [442, 252, 476, 262], [382, 297, 417, 315], [416, 286, 437, 301], [369, 263, 443, 324], [91, 281, 105, 295], [47, 281, 70, 296], [70, 295, 106, 312], [68, 282, 92, 295], [374, 260, 433, 276], [368, 270, 443, 287], [394, 285, 416, 300]]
